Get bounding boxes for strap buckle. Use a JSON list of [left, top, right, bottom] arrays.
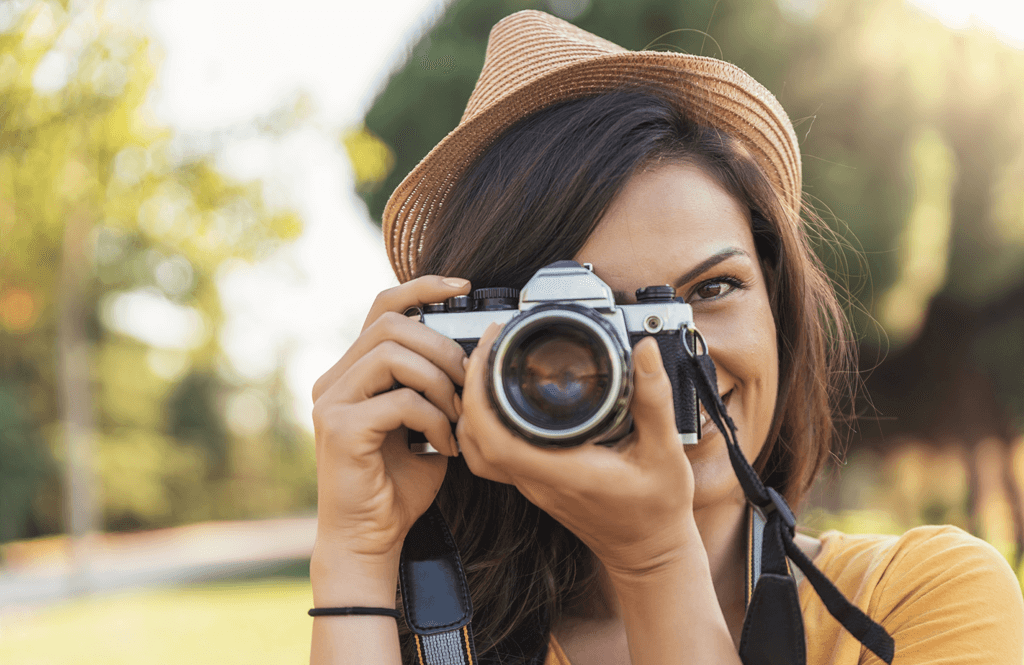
[[753, 486, 796, 535]]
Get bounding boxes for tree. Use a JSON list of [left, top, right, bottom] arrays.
[[0, 0, 311, 545]]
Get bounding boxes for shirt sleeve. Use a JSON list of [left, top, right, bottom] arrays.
[[864, 525, 1024, 665]]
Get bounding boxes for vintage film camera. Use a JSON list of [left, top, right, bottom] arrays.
[[407, 260, 702, 452]]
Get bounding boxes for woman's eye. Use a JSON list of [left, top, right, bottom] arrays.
[[691, 278, 739, 301]]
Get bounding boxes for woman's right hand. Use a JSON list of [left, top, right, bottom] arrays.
[[309, 275, 472, 604]]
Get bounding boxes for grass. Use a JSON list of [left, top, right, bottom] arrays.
[[0, 561, 314, 665]]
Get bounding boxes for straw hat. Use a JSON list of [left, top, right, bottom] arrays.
[[382, 9, 802, 283]]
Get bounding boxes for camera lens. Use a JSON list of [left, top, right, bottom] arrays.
[[504, 324, 611, 427], [488, 304, 631, 447]]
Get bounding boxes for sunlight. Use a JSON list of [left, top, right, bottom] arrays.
[[910, 0, 1024, 48]]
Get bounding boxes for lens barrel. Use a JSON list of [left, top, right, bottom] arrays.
[[487, 303, 631, 447]]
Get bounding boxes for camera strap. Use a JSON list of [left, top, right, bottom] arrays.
[[397, 331, 895, 665], [399, 501, 478, 665], [684, 332, 894, 664]]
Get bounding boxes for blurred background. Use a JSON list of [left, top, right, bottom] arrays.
[[1, 0, 1022, 662]]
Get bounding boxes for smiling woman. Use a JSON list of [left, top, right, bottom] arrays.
[[307, 10, 1023, 665], [403, 89, 834, 665]]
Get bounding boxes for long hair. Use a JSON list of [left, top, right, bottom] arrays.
[[397, 90, 855, 663]]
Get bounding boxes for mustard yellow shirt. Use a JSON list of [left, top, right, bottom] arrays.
[[546, 525, 1024, 664]]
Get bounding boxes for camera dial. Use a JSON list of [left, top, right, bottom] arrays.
[[472, 287, 519, 310]]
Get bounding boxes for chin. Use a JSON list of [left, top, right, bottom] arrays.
[[686, 429, 763, 512]]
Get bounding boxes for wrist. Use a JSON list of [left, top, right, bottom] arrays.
[[602, 518, 704, 584], [605, 548, 697, 599], [310, 539, 402, 609]]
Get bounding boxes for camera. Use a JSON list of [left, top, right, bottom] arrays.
[[407, 260, 701, 452]]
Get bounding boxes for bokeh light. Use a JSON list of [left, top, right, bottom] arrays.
[[0, 287, 39, 333]]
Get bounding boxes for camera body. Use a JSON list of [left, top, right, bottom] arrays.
[[409, 260, 700, 451]]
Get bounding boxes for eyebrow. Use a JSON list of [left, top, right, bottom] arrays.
[[612, 248, 749, 303], [671, 248, 749, 288]]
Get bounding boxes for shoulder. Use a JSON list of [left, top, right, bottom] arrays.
[[809, 525, 1023, 663], [816, 524, 1018, 594]]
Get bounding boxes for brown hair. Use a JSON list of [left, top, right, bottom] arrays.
[[397, 90, 854, 663]]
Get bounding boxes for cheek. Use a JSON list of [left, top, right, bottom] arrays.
[[739, 301, 779, 460], [748, 331, 779, 458], [697, 294, 779, 452]]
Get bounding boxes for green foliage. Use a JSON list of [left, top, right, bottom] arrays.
[[0, 381, 51, 541], [166, 372, 229, 475], [0, 1, 314, 542]]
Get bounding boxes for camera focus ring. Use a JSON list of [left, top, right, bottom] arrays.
[[486, 303, 631, 447]]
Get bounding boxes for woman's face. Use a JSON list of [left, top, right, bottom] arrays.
[[575, 162, 779, 510]]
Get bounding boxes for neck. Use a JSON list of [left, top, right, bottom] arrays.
[[692, 492, 749, 629]]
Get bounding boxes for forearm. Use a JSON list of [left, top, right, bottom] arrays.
[[610, 538, 742, 665], [309, 546, 404, 665]]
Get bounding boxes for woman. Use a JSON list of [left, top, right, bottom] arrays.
[[309, 11, 1023, 665]]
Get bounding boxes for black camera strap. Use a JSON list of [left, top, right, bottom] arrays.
[[399, 501, 478, 665], [398, 330, 895, 665], [684, 330, 894, 664]]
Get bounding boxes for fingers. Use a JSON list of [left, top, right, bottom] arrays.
[[357, 388, 459, 458], [628, 337, 680, 457], [324, 274, 469, 396], [457, 322, 520, 483], [340, 339, 459, 422], [455, 323, 506, 479], [313, 310, 468, 403], [362, 275, 471, 332], [457, 323, 579, 486], [380, 429, 450, 499]]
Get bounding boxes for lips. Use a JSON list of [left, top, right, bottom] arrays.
[[698, 389, 733, 439]]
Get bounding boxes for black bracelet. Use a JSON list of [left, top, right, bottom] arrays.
[[308, 606, 402, 619]]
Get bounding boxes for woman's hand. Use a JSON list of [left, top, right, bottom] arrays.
[[309, 276, 471, 597], [456, 323, 700, 580]]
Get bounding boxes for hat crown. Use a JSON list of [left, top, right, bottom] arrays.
[[462, 11, 627, 123]]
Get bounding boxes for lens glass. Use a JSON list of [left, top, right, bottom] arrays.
[[503, 323, 612, 429]]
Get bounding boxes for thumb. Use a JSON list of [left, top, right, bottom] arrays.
[[629, 337, 679, 451]]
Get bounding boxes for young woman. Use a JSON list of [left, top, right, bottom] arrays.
[[308, 11, 1023, 665]]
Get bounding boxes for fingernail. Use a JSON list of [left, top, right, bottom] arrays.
[[637, 339, 659, 374], [463, 356, 469, 370], [443, 277, 469, 289], [453, 393, 462, 418]]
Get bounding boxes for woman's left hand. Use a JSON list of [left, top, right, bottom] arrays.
[[456, 323, 700, 579]]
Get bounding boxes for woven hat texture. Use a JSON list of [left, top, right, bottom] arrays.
[[382, 9, 802, 283]]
